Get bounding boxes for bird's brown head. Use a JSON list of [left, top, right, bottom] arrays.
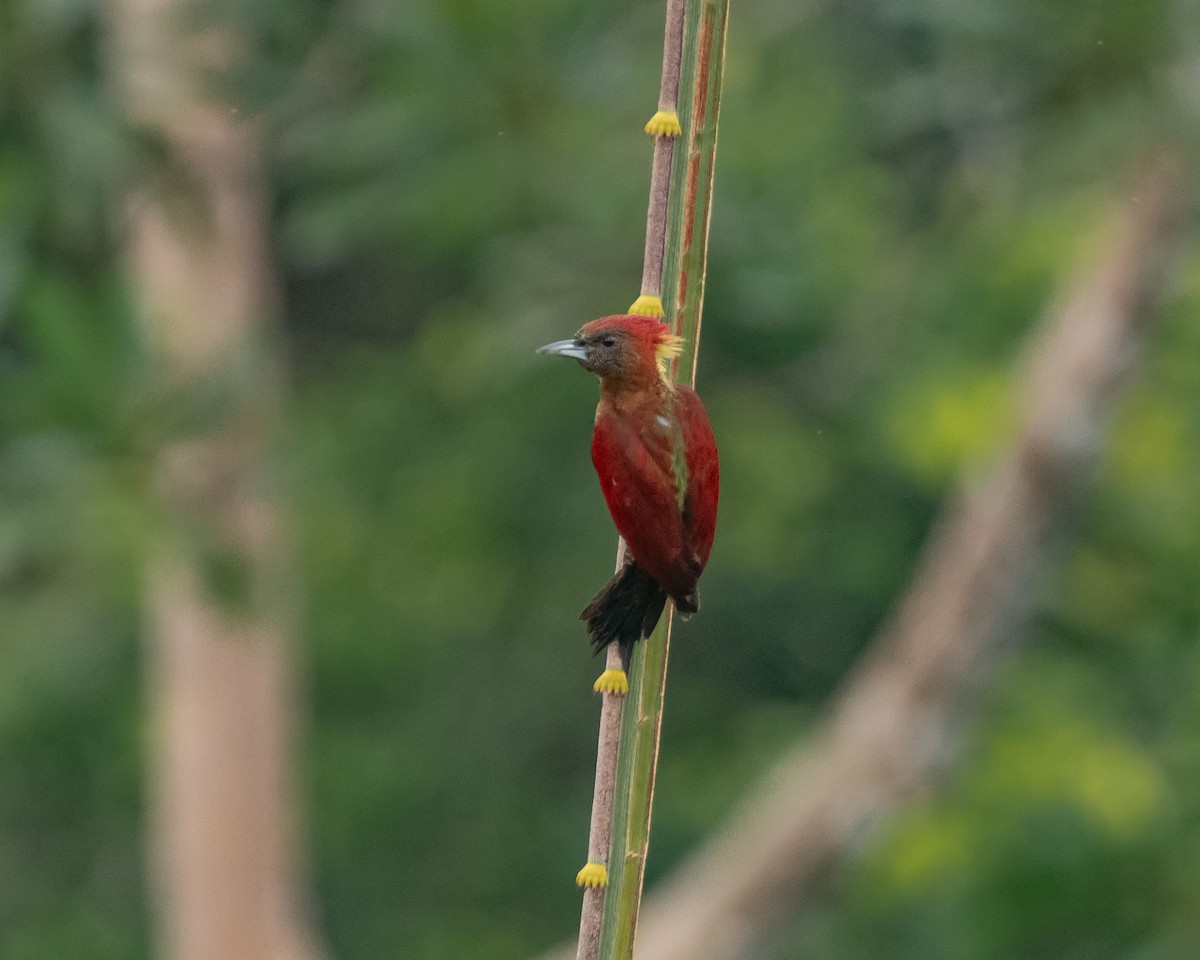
[[537, 314, 683, 387]]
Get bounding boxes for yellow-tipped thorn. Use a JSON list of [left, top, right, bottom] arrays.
[[593, 668, 629, 695], [644, 110, 682, 138], [576, 861, 609, 888], [629, 294, 664, 318]]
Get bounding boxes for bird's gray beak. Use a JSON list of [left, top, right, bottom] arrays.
[[537, 338, 588, 361]]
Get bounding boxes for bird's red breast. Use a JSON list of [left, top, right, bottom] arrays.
[[591, 381, 719, 603]]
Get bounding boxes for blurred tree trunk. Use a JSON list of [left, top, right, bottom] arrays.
[[627, 160, 1187, 960], [108, 2, 323, 959], [534, 159, 1188, 960]]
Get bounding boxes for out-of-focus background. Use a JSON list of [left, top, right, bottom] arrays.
[[3, 0, 1200, 958]]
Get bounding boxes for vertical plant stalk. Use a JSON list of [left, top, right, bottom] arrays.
[[575, 1, 731, 959], [575, 0, 688, 951], [632, 0, 687, 316], [614, 7, 730, 953], [575, 638, 624, 959]]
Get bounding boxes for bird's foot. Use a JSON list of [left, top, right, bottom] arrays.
[[576, 861, 609, 888], [628, 294, 664, 318], [593, 668, 629, 695], [644, 110, 682, 138]]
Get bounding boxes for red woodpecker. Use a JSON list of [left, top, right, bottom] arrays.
[[538, 314, 719, 676]]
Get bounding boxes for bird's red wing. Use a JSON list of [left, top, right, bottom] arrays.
[[591, 387, 719, 598], [591, 409, 691, 596], [676, 385, 719, 568]]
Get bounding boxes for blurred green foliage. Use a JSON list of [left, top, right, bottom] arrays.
[[2, 0, 1200, 958]]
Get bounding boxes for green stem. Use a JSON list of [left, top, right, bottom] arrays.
[[597, 1, 731, 956]]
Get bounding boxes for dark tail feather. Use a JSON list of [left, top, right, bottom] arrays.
[[580, 561, 667, 671]]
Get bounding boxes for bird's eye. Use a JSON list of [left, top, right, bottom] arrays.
[[601, 336, 617, 348]]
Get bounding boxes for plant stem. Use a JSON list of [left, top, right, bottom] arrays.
[[575, 1, 731, 958], [575, 640, 624, 958], [637, 0, 687, 304]]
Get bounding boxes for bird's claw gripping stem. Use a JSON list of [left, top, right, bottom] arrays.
[[628, 294, 664, 318], [576, 861, 609, 888], [593, 668, 629, 695], [644, 110, 682, 138]]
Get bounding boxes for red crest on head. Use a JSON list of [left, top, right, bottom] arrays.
[[579, 314, 669, 342], [578, 314, 685, 373]]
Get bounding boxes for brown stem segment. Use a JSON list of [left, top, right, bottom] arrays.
[[638, 0, 687, 302], [658, 0, 686, 112], [575, 642, 624, 959], [577, 535, 632, 960], [639, 141, 676, 300]]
